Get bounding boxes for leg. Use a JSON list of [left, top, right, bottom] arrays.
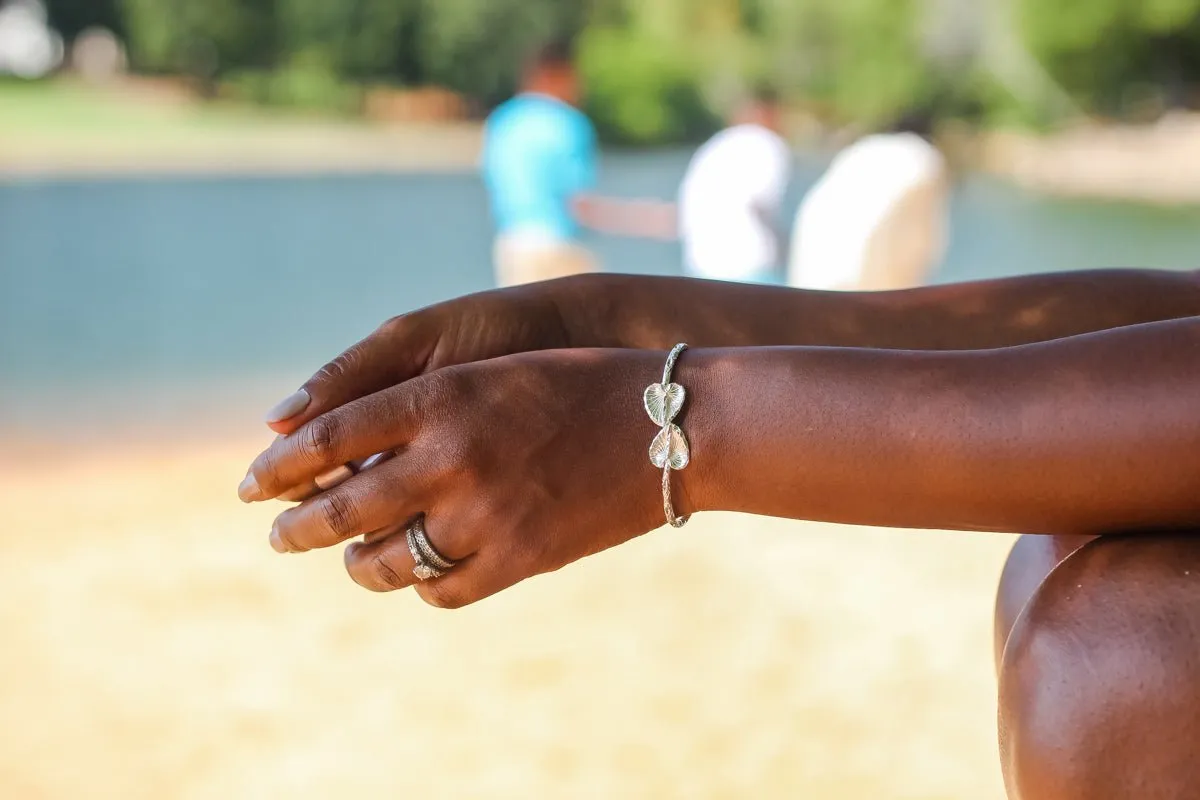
[[998, 533, 1200, 799], [994, 534, 1096, 671], [494, 239, 597, 287]]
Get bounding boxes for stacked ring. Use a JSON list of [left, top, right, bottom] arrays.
[[406, 517, 457, 581]]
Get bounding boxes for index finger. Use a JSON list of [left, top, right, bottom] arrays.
[[264, 315, 435, 436], [239, 382, 428, 502]]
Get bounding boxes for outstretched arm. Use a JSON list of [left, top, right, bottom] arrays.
[[572, 195, 677, 240], [263, 269, 1200, 437], [558, 268, 1200, 351], [681, 315, 1200, 536], [242, 315, 1200, 606]]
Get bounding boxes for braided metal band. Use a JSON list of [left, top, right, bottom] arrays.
[[406, 517, 456, 581], [644, 343, 691, 529], [661, 341, 686, 386], [410, 517, 456, 571], [661, 464, 687, 528]]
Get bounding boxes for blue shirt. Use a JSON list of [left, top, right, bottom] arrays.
[[482, 94, 598, 240]]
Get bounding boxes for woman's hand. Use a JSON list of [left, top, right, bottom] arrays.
[[241, 349, 696, 608], [262, 281, 580, 436]]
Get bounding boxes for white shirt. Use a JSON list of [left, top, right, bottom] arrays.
[[678, 124, 791, 281], [789, 132, 948, 291]]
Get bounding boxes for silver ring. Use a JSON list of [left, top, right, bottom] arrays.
[[406, 517, 456, 581]]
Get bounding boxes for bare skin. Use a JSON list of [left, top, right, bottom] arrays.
[[240, 269, 1200, 798], [258, 269, 1200, 442], [999, 533, 1200, 799]]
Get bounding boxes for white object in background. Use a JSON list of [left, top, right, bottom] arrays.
[[789, 132, 949, 292], [0, 0, 63, 79], [679, 123, 791, 283], [71, 26, 127, 84]]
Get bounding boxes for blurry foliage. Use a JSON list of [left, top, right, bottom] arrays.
[[578, 27, 720, 145], [118, 0, 278, 84], [757, 0, 938, 126], [41, 0, 1200, 140], [224, 58, 361, 113], [45, 0, 125, 41], [275, 0, 423, 82], [1017, 0, 1200, 116], [416, 0, 585, 110]]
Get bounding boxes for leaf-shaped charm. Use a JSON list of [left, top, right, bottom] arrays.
[[644, 382, 686, 427], [649, 424, 690, 470]]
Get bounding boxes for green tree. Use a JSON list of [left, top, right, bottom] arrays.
[[274, 0, 423, 83], [1017, 0, 1200, 114], [578, 27, 719, 145], [118, 0, 277, 78], [417, 0, 585, 109], [756, 0, 941, 126], [45, 0, 125, 41]]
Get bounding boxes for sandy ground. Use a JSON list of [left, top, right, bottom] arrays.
[[0, 439, 1014, 799], [980, 113, 1200, 205], [0, 122, 483, 179]]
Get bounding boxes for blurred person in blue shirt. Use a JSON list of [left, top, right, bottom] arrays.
[[482, 37, 674, 287]]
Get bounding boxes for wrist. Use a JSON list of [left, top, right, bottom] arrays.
[[547, 273, 641, 349], [611, 345, 742, 525], [670, 349, 730, 516]]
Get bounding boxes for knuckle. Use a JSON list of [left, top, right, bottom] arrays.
[[313, 357, 348, 384], [392, 370, 461, 441], [316, 492, 359, 541], [428, 438, 472, 484], [417, 580, 471, 610], [314, 342, 367, 384], [369, 554, 407, 592], [302, 415, 341, 463], [379, 314, 410, 337], [421, 369, 462, 410], [435, 524, 475, 563], [250, 453, 280, 494]]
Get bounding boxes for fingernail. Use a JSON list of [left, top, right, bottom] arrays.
[[238, 472, 263, 503], [359, 451, 393, 472], [315, 465, 354, 491], [269, 525, 288, 554], [264, 389, 311, 424]]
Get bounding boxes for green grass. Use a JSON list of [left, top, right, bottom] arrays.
[[0, 78, 484, 174], [0, 78, 360, 143]]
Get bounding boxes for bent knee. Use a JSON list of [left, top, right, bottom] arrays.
[[994, 534, 1096, 671], [999, 533, 1200, 800]]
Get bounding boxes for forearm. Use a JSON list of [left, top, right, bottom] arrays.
[[679, 317, 1200, 536], [555, 269, 1200, 352], [573, 195, 676, 239]]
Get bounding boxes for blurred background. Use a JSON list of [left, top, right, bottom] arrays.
[[2, 1, 1199, 798]]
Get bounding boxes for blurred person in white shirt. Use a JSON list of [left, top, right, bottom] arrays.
[[678, 87, 791, 284], [0, 0, 62, 79], [789, 113, 950, 292]]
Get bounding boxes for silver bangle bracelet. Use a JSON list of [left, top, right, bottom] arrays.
[[644, 343, 691, 528]]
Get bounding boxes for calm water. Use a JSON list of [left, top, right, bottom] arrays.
[[3, 150, 1200, 437]]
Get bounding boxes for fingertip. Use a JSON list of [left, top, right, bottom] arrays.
[[238, 472, 265, 503], [269, 525, 289, 554], [266, 419, 299, 435]]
